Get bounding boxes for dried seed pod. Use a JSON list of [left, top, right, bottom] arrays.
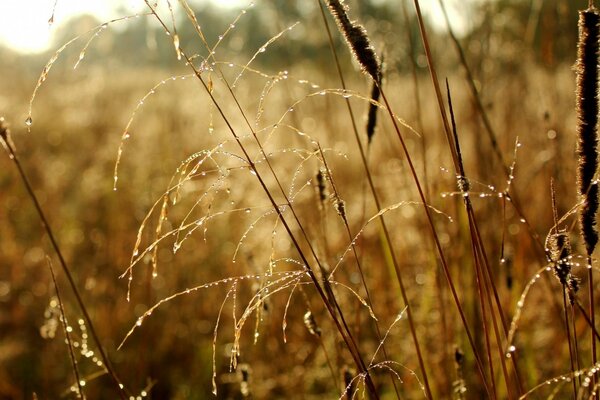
[[568, 275, 581, 305], [366, 61, 383, 143], [316, 169, 327, 202], [576, 8, 600, 255], [327, 0, 381, 82], [547, 230, 573, 286]]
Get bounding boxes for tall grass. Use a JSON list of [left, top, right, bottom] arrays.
[[1, 0, 600, 398]]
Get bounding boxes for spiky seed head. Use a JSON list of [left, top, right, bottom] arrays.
[[327, 0, 381, 82], [547, 230, 572, 286], [576, 9, 600, 255]]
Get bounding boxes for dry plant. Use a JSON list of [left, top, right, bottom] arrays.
[[3, 0, 600, 399]]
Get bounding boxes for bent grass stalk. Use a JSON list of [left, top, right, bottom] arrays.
[[0, 120, 128, 399], [317, 1, 433, 397], [141, 1, 380, 397]]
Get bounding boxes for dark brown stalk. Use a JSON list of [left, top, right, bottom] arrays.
[[0, 120, 127, 400], [317, 144, 404, 397], [576, 8, 600, 386], [407, 0, 503, 394], [47, 257, 85, 399], [437, 0, 509, 178], [142, 3, 379, 397], [564, 288, 578, 399], [547, 184, 578, 399], [317, 0, 433, 397], [448, 82, 519, 399]]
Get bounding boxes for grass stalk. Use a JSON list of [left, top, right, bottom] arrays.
[[47, 257, 85, 399], [0, 120, 127, 399], [142, 2, 379, 397], [318, 0, 434, 397]]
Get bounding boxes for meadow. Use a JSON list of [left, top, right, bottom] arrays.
[[0, 0, 596, 398]]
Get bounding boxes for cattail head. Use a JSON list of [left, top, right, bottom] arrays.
[[568, 275, 581, 305], [366, 58, 383, 143], [334, 198, 346, 220], [316, 169, 327, 202], [576, 8, 600, 255], [547, 230, 573, 286], [327, 0, 381, 82]]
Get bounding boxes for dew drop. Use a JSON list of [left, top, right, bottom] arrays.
[[25, 117, 33, 126]]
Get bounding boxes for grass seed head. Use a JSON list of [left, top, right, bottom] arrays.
[[327, 0, 381, 82], [548, 230, 573, 286], [576, 8, 600, 255]]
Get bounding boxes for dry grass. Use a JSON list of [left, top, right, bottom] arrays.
[[0, 0, 598, 399]]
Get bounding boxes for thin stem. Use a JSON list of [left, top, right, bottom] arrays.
[[142, 3, 379, 397], [47, 257, 85, 399], [317, 0, 433, 397], [589, 254, 597, 396], [563, 287, 578, 399], [1, 130, 127, 399]]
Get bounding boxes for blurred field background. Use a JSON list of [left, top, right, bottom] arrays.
[[0, 0, 594, 398]]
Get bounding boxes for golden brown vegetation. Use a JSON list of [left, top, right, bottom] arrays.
[[1, 0, 599, 399]]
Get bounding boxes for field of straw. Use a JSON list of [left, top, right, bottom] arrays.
[[1, 0, 598, 398]]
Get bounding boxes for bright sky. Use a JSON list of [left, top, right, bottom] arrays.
[[0, 0, 246, 53], [0, 0, 468, 54]]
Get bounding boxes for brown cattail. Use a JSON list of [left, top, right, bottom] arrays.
[[569, 275, 581, 305], [547, 230, 573, 286], [366, 62, 383, 143], [327, 0, 381, 82], [316, 169, 327, 202], [576, 8, 600, 255]]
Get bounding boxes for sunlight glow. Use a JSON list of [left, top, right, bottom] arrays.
[[0, 0, 247, 54]]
